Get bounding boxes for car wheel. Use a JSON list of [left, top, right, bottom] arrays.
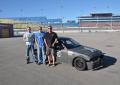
[[73, 57, 87, 71]]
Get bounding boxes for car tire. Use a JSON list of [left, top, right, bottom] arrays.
[[73, 57, 87, 71]]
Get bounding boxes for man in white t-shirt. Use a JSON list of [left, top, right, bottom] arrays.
[[23, 27, 36, 64]]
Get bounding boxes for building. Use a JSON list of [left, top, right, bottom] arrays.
[[78, 13, 120, 29], [0, 23, 14, 38]]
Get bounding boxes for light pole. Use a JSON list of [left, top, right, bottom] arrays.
[[93, 6, 98, 28], [119, 13, 120, 28], [61, 17, 64, 33], [40, 8, 44, 27], [40, 9, 44, 16], [59, 0, 64, 33], [96, 16, 98, 28], [20, 9, 23, 28], [0, 9, 2, 16], [0, 9, 2, 22], [110, 16, 112, 30]]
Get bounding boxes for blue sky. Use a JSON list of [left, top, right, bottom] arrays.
[[0, 0, 120, 20]]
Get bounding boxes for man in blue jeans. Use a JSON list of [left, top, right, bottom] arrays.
[[35, 26, 46, 65], [23, 27, 36, 64]]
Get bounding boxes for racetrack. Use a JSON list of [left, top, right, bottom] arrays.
[[0, 32, 120, 85]]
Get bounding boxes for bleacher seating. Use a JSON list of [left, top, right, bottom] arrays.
[[80, 21, 120, 29]]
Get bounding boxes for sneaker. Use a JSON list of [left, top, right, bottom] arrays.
[[43, 62, 46, 65], [26, 61, 29, 64], [47, 64, 51, 67], [35, 61, 38, 64], [36, 62, 41, 65], [26, 58, 30, 64]]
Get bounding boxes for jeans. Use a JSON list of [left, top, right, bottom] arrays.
[[37, 46, 46, 64], [25, 45, 37, 62]]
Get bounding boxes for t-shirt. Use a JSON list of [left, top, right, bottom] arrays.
[[35, 32, 45, 47], [23, 32, 35, 45], [44, 32, 58, 47]]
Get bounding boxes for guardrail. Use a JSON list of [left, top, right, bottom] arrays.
[[14, 28, 120, 37]]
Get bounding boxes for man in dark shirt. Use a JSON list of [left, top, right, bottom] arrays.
[[44, 25, 58, 66]]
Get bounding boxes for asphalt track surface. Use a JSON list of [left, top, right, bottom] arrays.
[[0, 32, 120, 85]]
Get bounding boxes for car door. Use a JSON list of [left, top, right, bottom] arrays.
[[55, 41, 68, 64], [60, 38, 77, 64], [57, 47, 68, 64]]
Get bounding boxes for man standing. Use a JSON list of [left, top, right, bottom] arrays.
[[23, 27, 35, 64], [44, 25, 58, 66], [35, 26, 46, 65]]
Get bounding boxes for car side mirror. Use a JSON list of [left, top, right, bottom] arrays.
[[54, 42, 64, 50]]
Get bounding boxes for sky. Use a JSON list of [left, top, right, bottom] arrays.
[[0, 0, 120, 20]]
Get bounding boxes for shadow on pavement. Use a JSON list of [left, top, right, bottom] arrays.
[[93, 55, 117, 71]]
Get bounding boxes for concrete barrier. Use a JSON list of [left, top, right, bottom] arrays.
[[13, 29, 120, 36]]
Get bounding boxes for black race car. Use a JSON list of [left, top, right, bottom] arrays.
[[55, 37, 104, 71]]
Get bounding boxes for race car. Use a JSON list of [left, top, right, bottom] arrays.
[[55, 37, 104, 71]]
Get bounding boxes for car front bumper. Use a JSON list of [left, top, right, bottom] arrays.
[[87, 55, 104, 70]]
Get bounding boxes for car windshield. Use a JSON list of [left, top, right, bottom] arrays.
[[60, 38, 80, 49]]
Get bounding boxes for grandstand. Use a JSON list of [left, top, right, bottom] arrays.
[[78, 13, 120, 29]]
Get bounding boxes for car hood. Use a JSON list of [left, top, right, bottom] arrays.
[[69, 45, 103, 61]]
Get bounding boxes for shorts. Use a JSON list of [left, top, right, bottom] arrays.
[[46, 47, 55, 55]]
